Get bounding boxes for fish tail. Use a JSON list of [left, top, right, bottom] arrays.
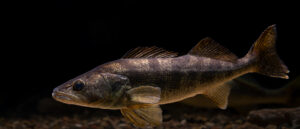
[[246, 24, 289, 79]]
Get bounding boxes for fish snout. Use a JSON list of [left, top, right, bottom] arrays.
[[52, 87, 59, 98], [51, 87, 71, 101], [52, 87, 63, 101]]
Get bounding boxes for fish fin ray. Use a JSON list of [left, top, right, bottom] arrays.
[[127, 86, 161, 104], [121, 105, 162, 127], [122, 46, 178, 58], [246, 24, 289, 79], [188, 37, 238, 62], [202, 83, 232, 109]]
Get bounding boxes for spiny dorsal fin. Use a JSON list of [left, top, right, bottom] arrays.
[[188, 37, 238, 62], [122, 46, 178, 58]]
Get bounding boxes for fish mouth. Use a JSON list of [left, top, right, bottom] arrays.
[[52, 89, 79, 104]]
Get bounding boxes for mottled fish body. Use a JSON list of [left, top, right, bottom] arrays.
[[98, 55, 251, 105], [52, 25, 289, 127]]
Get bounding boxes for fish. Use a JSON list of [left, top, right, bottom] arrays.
[[180, 75, 300, 109], [52, 25, 289, 127]]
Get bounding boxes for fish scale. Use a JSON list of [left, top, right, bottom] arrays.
[[52, 25, 289, 128], [99, 55, 244, 105]]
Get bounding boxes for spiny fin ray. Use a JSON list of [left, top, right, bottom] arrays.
[[122, 46, 178, 58]]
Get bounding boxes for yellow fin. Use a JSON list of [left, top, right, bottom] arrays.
[[122, 46, 178, 58], [121, 104, 162, 127], [188, 37, 238, 62], [126, 86, 161, 104], [202, 83, 232, 109]]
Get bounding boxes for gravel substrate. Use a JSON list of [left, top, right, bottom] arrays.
[[1, 102, 299, 129]]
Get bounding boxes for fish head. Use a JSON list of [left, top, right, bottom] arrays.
[[52, 72, 130, 109]]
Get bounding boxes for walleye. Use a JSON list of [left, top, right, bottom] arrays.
[[52, 25, 289, 127]]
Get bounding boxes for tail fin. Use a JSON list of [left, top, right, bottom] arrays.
[[246, 24, 289, 79]]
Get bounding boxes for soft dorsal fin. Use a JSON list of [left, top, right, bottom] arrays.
[[122, 46, 178, 58], [188, 37, 238, 62]]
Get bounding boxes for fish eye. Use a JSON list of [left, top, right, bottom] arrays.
[[73, 80, 85, 91]]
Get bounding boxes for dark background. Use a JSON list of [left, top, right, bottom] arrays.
[[3, 1, 299, 114]]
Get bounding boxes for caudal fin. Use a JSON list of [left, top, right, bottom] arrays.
[[246, 24, 289, 79]]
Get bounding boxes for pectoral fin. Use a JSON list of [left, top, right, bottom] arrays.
[[121, 104, 162, 127], [126, 86, 161, 104], [202, 83, 232, 109]]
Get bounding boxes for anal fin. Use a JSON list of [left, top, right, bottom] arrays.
[[202, 83, 232, 109], [121, 104, 162, 128]]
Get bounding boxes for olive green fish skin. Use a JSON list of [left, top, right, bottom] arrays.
[[95, 55, 255, 104]]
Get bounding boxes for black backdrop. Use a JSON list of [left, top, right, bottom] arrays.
[[3, 1, 299, 114]]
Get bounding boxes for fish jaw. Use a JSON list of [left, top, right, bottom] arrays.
[[52, 87, 105, 109], [52, 87, 83, 105], [51, 80, 128, 110]]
